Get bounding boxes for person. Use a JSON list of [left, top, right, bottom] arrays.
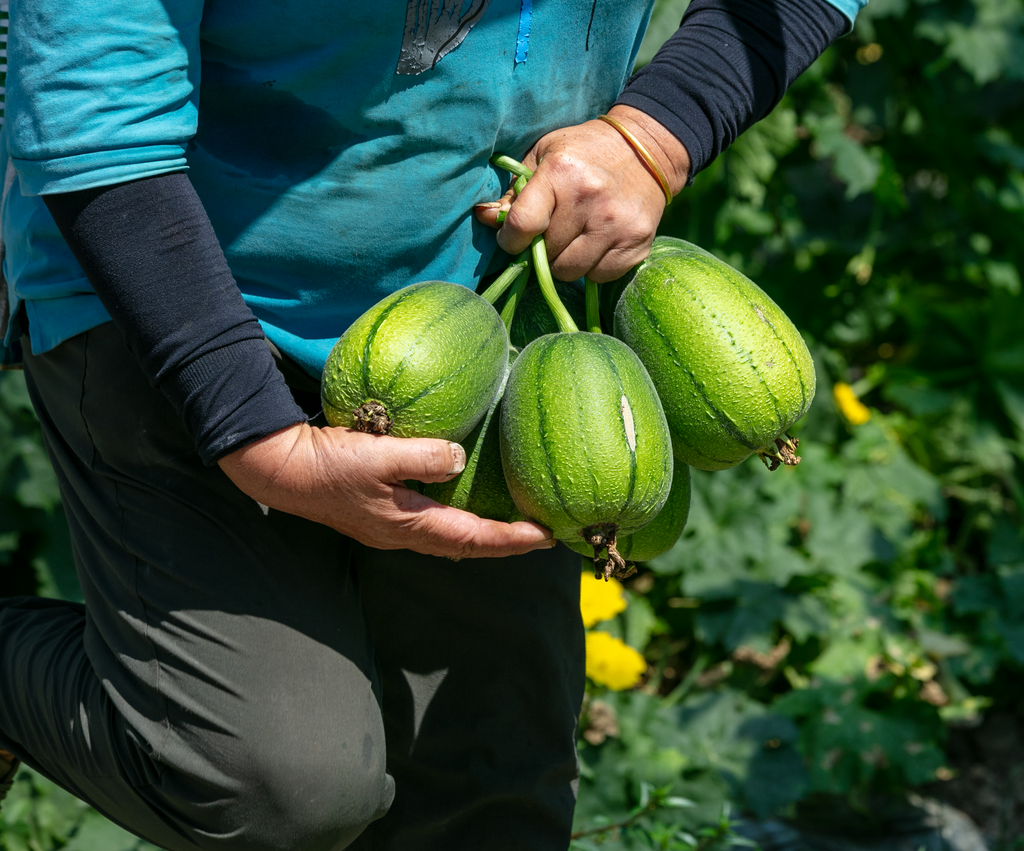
[[0, 0, 866, 848]]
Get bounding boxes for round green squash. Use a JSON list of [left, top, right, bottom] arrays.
[[565, 459, 690, 567], [613, 237, 815, 471], [321, 281, 509, 442], [499, 332, 674, 577]]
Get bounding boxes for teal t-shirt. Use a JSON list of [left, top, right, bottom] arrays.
[[2, 0, 655, 376]]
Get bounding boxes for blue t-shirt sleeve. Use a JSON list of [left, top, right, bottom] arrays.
[[6, 0, 203, 196], [822, 0, 870, 32]]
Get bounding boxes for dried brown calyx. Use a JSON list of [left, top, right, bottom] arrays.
[[582, 522, 636, 582], [353, 400, 393, 435], [757, 434, 801, 472]]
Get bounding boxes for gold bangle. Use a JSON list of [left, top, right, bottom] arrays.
[[598, 114, 673, 206]]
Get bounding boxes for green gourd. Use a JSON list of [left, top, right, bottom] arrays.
[[321, 281, 508, 442], [499, 331, 674, 576], [614, 237, 815, 471]]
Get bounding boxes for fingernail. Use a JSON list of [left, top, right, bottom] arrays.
[[474, 201, 502, 211], [545, 538, 558, 548], [448, 442, 466, 476]]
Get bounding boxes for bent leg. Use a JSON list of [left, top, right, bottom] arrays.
[[0, 325, 393, 851], [351, 543, 586, 851]]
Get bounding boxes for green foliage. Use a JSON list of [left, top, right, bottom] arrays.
[[0, 769, 158, 851], [0, 372, 78, 603]]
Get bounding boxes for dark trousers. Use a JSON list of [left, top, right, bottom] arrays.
[[0, 323, 585, 851]]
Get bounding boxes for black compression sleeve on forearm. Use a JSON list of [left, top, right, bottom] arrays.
[[43, 173, 307, 465], [616, 0, 847, 179]]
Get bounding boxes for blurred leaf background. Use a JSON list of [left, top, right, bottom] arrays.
[[3, 0, 1024, 847]]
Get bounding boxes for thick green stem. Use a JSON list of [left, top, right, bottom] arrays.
[[584, 277, 602, 334], [490, 154, 534, 183], [496, 173, 530, 225], [531, 237, 578, 334], [480, 251, 530, 305], [500, 263, 531, 331], [490, 154, 577, 334]]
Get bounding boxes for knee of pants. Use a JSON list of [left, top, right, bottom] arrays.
[[171, 722, 395, 851]]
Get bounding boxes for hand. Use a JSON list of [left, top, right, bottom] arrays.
[[218, 423, 556, 559], [474, 105, 691, 283]]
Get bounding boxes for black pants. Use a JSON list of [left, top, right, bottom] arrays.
[[0, 323, 585, 851]]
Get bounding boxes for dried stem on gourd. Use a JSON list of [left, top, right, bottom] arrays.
[[583, 523, 636, 581], [353, 401, 393, 435], [757, 434, 801, 471]]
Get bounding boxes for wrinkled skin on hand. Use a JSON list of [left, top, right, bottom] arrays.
[[219, 422, 556, 559], [474, 105, 691, 283]]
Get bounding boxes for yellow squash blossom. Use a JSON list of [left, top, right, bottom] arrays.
[[585, 631, 647, 691], [833, 382, 871, 425], [580, 572, 627, 628]]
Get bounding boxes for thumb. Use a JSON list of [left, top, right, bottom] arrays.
[[383, 437, 467, 484], [472, 198, 512, 230], [473, 146, 541, 230]]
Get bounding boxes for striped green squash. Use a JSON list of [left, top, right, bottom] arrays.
[[321, 281, 508, 442], [499, 332, 673, 572], [614, 238, 815, 471]]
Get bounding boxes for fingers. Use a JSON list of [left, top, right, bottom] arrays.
[[312, 430, 556, 558], [545, 213, 654, 283], [223, 422, 555, 559], [440, 518, 557, 560], [381, 489, 557, 559], [493, 165, 557, 257], [473, 149, 539, 235], [473, 121, 668, 282]]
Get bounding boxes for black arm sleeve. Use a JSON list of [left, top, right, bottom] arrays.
[[616, 0, 847, 180], [43, 173, 307, 465]]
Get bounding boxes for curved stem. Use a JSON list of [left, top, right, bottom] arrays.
[[500, 263, 531, 331], [531, 236, 578, 334], [490, 154, 534, 183], [490, 154, 577, 334], [584, 277, 603, 334], [496, 173, 531, 225], [480, 250, 530, 305]]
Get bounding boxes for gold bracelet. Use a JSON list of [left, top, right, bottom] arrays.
[[597, 114, 673, 206]]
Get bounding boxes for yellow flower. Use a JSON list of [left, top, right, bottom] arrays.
[[585, 631, 647, 691], [580, 572, 627, 628], [833, 382, 871, 425]]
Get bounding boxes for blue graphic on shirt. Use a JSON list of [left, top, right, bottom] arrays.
[[397, 0, 492, 75], [515, 0, 531, 65]]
